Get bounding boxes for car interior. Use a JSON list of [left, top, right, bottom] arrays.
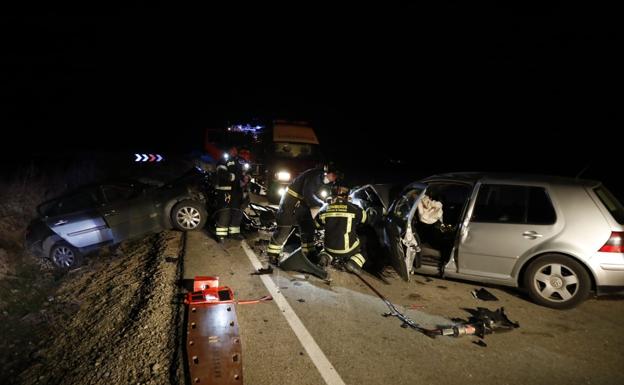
[[413, 184, 472, 269]]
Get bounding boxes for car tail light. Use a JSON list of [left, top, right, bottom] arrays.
[[599, 232, 624, 253]]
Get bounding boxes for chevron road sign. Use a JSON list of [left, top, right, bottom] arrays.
[[134, 153, 164, 162]]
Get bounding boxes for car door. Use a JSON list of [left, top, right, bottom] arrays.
[[383, 183, 427, 281], [99, 184, 162, 242], [44, 188, 114, 248], [457, 183, 558, 280], [349, 184, 387, 214]]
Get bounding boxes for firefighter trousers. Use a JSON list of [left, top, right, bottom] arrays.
[[318, 242, 365, 268], [267, 195, 315, 260], [215, 190, 243, 238]]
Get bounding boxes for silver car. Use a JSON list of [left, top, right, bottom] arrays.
[[25, 168, 211, 269], [362, 173, 624, 309]]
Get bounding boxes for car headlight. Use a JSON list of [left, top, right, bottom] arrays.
[[275, 171, 291, 181]]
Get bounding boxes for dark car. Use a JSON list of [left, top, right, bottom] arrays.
[[26, 168, 210, 269]]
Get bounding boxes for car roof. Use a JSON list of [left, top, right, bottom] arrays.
[[422, 172, 601, 188]]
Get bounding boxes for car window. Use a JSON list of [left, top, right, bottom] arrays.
[[350, 186, 385, 212], [425, 183, 472, 225], [594, 186, 624, 225], [102, 185, 137, 203], [45, 191, 97, 216], [472, 184, 555, 225], [394, 187, 424, 222], [527, 187, 557, 224]]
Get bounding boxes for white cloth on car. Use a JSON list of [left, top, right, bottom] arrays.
[[417, 195, 443, 224]]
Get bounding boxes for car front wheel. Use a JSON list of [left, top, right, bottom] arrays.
[[171, 200, 207, 231], [524, 254, 591, 309], [50, 241, 82, 270]]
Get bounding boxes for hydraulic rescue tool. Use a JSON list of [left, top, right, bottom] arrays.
[[351, 269, 519, 340], [185, 276, 272, 384]]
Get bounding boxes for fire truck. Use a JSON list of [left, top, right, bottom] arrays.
[[203, 120, 323, 204]]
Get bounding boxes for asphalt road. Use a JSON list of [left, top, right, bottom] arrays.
[[183, 230, 624, 385]]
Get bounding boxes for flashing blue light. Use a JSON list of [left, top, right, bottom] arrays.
[[228, 123, 265, 133]]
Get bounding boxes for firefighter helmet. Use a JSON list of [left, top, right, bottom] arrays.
[[330, 184, 350, 198], [323, 162, 344, 182]]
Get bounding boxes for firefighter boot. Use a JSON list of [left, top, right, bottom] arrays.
[[267, 252, 280, 266], [344, 260, 362, 275], [267, 242, 282, 266], [344, 253, 365, 274], [317, 251, 333, 268]]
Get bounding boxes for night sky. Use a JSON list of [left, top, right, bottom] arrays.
[[1, 3, 619, 190]]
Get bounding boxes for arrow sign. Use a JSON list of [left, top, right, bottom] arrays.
[[134, 153, 164, 162]]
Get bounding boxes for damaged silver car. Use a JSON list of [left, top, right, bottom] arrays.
[[25, 168, 210, 269], [355, 173, 624, 309]]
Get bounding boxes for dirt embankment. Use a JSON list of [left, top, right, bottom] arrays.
[[0, 230, 186, 385], [10, 231, 185, 385], [1, 164, 192, 385]]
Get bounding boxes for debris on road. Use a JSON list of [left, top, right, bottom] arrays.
[[471, 288, 498, 301], [352, 268, 519, 342], [473, 340, 488, 347], [251, 266, 274, 275]]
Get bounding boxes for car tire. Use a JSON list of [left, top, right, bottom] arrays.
[[524, 254, 591, 309], [171, 200, 207, 231], [50, 241, 82, 270]]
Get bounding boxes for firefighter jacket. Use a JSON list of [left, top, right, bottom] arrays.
[[315, 199, 368, 255], [285, 168, 328, 208], [216, 156, 248, 192]]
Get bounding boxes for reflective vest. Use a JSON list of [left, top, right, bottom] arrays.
[[315, 200, 368, 254]]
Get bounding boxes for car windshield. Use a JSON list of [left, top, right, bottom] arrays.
[[273, 142, 318, 159], [594, 186, 624, 225]]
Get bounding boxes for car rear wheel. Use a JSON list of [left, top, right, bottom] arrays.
[[524, 254, 591, 309], [171, 200, 207, 231], [50, 241, 82, 270]]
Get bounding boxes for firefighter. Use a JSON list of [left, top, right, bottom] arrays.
[[238, 146, 252, 210], [214, 145, 249, 242], [314, 184, 376, 274], [266, 163, 341, 265]]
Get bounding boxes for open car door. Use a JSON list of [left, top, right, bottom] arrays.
[[383, 183, 428, 281], [349, 184, 388, 214]]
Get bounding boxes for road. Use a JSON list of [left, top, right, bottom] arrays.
[[183, 230, 624, 385]]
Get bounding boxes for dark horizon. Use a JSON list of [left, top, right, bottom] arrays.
[[1, 3, 619, 189]]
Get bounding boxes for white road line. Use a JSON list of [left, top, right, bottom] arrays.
[[241, 241, 346, 385]]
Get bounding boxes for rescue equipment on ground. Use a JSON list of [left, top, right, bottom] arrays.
[[185, 276, 272, 384], [279, 247, 329, 280], [351, 270, 519, 341]]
